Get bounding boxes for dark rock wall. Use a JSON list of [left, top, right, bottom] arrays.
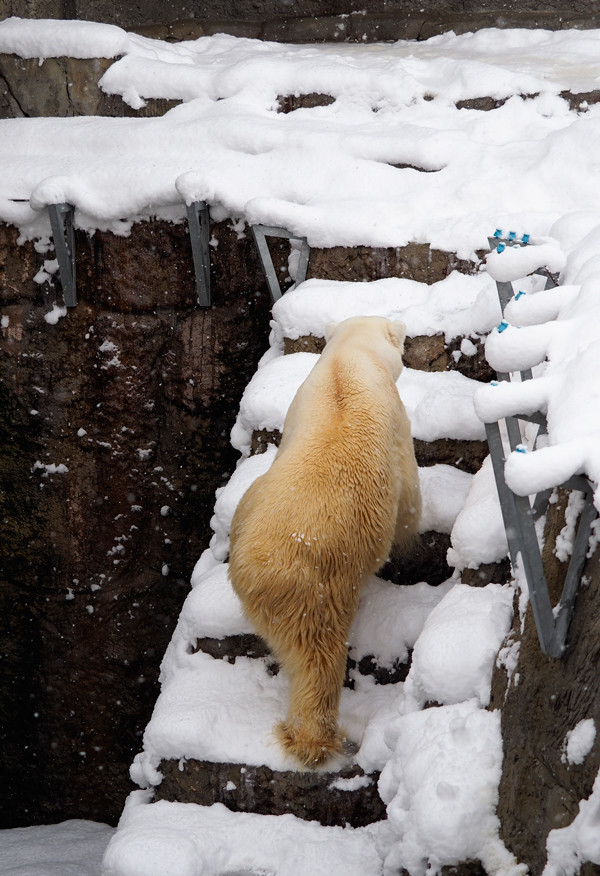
[[2, 0, 600, 41], [0, 219, 272, 826]]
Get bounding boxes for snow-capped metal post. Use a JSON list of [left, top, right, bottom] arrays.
[[483, 231, 597, 657], [251, 224, 311, 303], [47, 202, 76, 307], [186, 200, 211, 307]]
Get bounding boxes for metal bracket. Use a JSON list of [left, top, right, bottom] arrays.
[[484, 232, 597, 657], [48, 203, 76, 307], [486, 417, 596, 657], [251, 224, 311, 303], [487, 233, 558, 312], [186, 201, 211, 307]]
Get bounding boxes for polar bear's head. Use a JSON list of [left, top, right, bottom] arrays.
[[324, 316, 407, 380]]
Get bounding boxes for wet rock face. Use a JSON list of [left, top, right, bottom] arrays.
[[0, 218, 273, 827], [491, 498, 600, 874]]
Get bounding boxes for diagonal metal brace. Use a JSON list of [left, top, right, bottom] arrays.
[[486, 417, 597, 657], [251, 224, 311, 303], [48, 203, 76, 307], [186, 201, 211, 307]]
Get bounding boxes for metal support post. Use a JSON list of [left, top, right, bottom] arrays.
[[186, 201, 211, 307], [251, 224, 311, 303], [48, 203, 76, 307]]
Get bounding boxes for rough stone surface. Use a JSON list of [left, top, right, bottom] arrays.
[[413, 437, 489, 474], [0, 218, 273, 828], [307, 243, 480, 286], [154, 757, 387, 826], [285, 334, 494, 384], [380, 531, 453, 588], [491, 494, 600, 874], [5, 2, 600, 38], [0, 54, 179, 120], [192, 632, 412, 687], [277, 92, 336, 114]]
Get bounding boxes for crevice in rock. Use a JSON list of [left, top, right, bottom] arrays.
[[0, 69, 29, 118]]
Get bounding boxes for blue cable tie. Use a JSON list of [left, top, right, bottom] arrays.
[[522, 233, 530, 244], [508, 230, 516, 241], [497, 320, 509, 333], [515, 444, 527, 453], [515, 290, 526, 300], [491, 380, 499, 386], [494, 228, 502, 238], [497, 243, 506, 253]]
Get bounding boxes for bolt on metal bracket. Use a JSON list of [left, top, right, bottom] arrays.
[[48, 203, 76, 307], [251, 224, 311, 303], [186, 201, 211, 307], [484, 234, 597, 657]]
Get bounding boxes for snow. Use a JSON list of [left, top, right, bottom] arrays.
[[543, 767, 600, 876], [270, 273, 501, 345], [0, 820, 114, 875], [485, 239, 566, 283], [476, 218, 600, 511], [102, 791, 384, 876], [3, 20, 600, 253], [379, 703, 526, 876], [3, 15, 600, 876], [403, 583, 514, 709], [447, 456, 508, 571], [561, 718, 597, 767]]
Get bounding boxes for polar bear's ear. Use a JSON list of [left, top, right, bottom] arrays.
[[324, 322, 338, 343], [388, 321, 407, 351]]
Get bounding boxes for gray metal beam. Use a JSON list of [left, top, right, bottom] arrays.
[[251, 224, 311, 304], [186, 201, 211, 307], [48, 203, 76, 307]]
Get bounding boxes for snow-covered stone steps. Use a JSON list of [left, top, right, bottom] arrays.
[[128, 560, 454, 827], [116, 246, 509, 845]]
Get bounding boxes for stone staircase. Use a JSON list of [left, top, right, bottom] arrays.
[[124, 243, 504, 834]]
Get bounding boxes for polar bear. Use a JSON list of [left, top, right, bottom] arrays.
[[228, 316, 421, 767]]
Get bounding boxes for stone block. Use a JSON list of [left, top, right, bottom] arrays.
[[155, 757, 387, 826]]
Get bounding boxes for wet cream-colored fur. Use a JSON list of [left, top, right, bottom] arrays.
[[228, 316, 421, 767]]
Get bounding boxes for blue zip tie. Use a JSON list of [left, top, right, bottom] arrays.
[[494, 228, 502, 238], [515, 444, 527, 453], [497, 320, 509, 333], [522, 233, 530, 244], [491, 380, 499, 386], [497, 243, 506, 253], [508, 230, 516, 241], [515, 290, 526, 300]]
